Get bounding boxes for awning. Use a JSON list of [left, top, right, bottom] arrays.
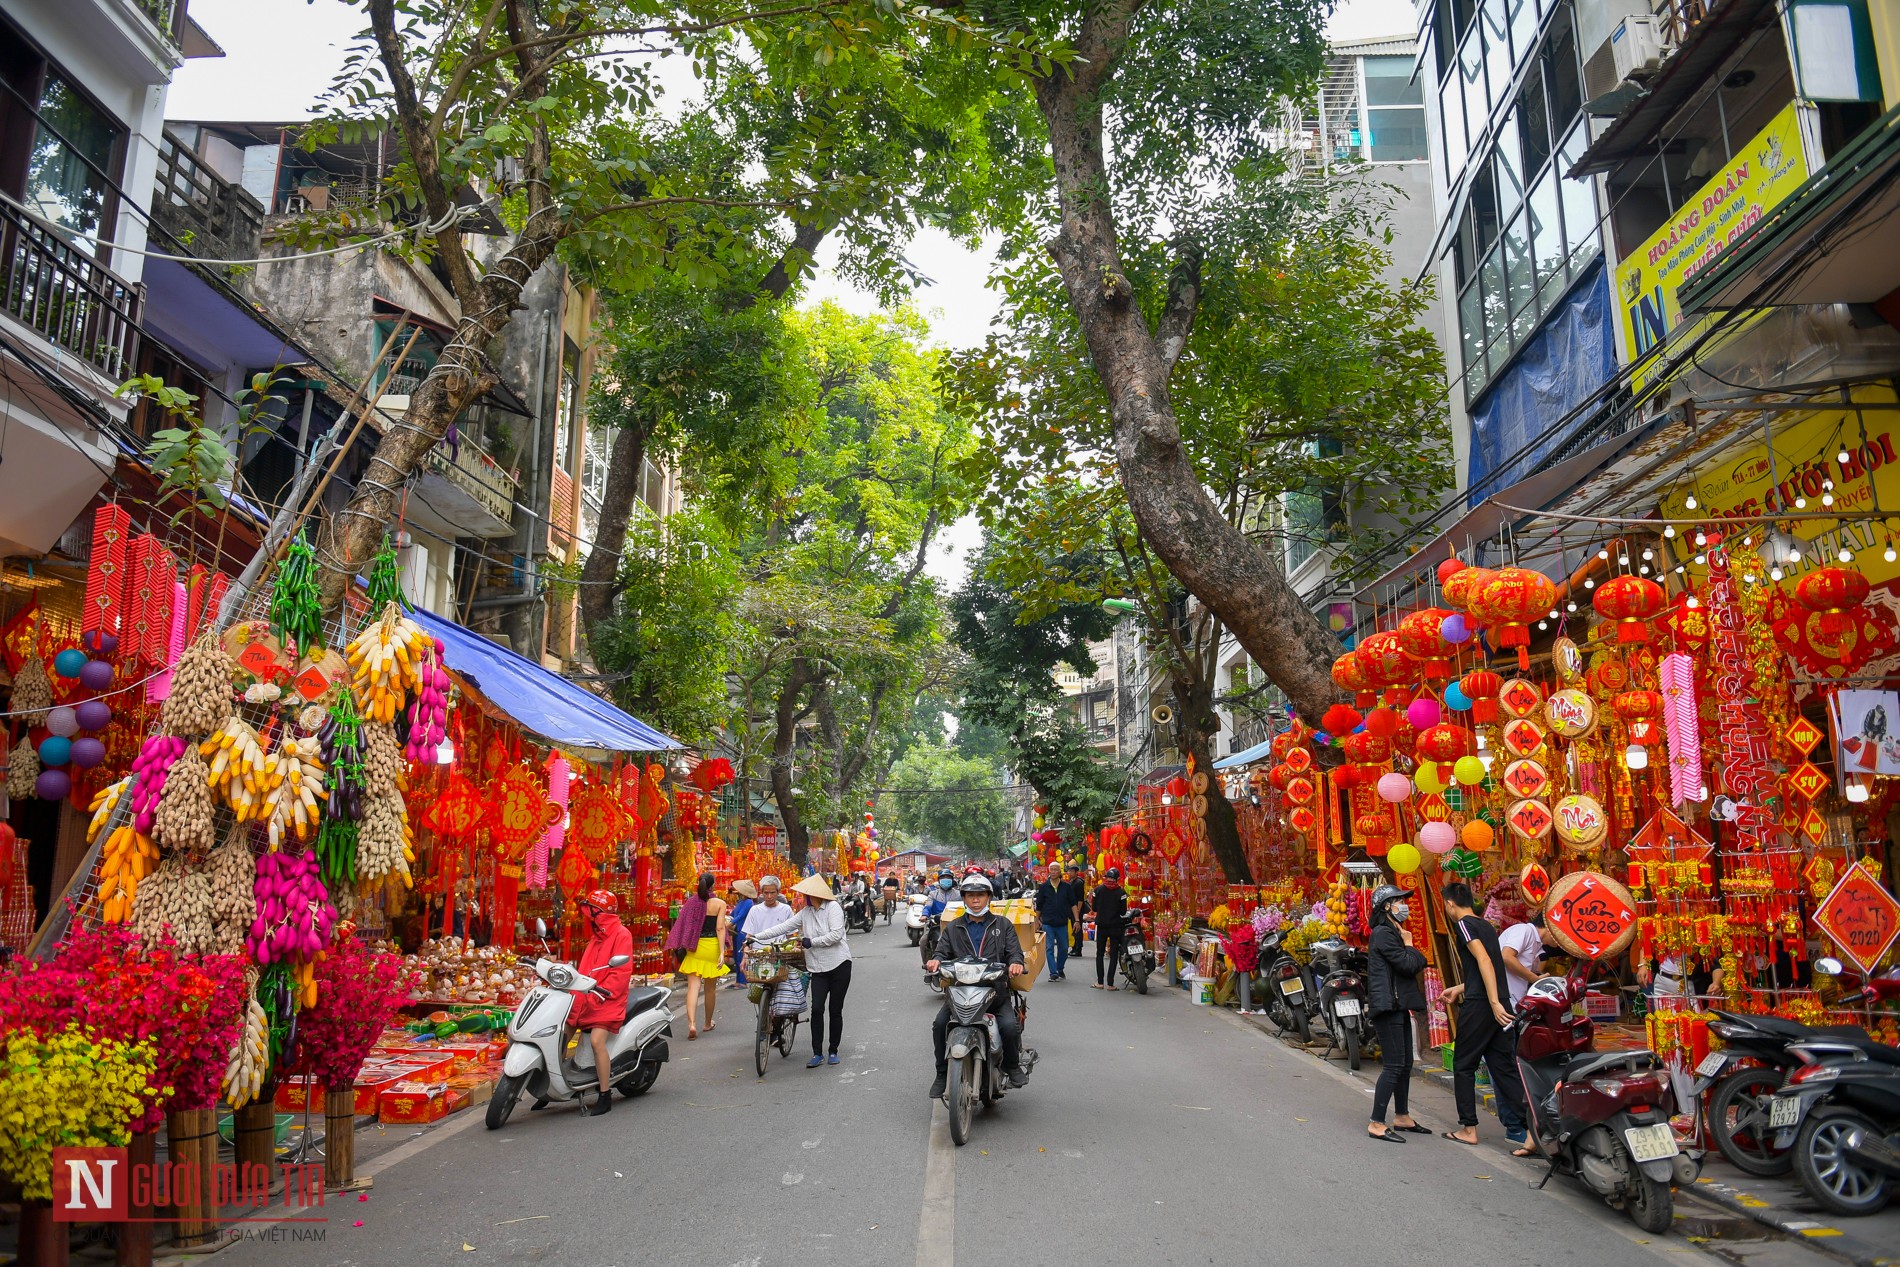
[[1214, 737, 1276, 770], [408, 605, 682, 753], [141, 258, 315, 372]]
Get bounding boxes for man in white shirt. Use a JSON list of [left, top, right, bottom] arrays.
[[743, 876, 793, 940], [1498, 912, 1552, 1007]]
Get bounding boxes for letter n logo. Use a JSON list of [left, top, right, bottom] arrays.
[[1632, 288, 1669, 357], [53, 1146, 128, 1221]]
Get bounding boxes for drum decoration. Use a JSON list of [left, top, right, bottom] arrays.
[[1507, 798, 1555, 842], [1552, 794, 1609, 849], [1551, 637, 1585, 684], [1543, 871, 1639, 960], [1498, 677, 1543, 719], [1502, 718, 1547, 758], [1544, 688, 1597, 739]]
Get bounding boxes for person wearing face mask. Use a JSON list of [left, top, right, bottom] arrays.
[[926, 874, 1026, 1097], [562, 890, 635, 1116], [1365, 885, 1430, 1142]]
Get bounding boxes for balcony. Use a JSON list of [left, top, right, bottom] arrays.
[[0, 202, 141, 381], [152, 131, 264, 283], [419, 433, 521, 539]]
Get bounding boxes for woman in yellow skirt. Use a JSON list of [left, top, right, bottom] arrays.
[[666, 871, 730, 1038]]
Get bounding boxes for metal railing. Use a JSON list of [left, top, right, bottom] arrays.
[[0, 202, 141, 379], [1651, 0, 1715, 48], [127, 0, 186, 40]]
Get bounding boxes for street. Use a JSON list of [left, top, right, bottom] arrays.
[[214, 928, 1748, 1267]]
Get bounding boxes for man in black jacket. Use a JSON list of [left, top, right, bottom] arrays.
[[1091, 868, 1129, 989], [927, 874, 1026, 1097], [1034, 866, 1079, 981]]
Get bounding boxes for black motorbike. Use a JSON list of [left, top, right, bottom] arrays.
[[1698, 1010, 1874, 1176], [931, 958, 1036, 1146], [1769, 1035, 1900, 1216], [1309, 936, 1373, 1071], [843, 889, 876, 934], [1258, 929, 1318, 1043], [1119, 901, 1158, 995]]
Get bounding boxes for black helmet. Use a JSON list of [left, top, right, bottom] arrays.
[[1104, 866, 1121, 881], [1370, 884, 1407, 911]]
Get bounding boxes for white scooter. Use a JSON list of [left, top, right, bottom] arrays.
[[905, 894, 930, 946], [486, 953, 672, 1128]]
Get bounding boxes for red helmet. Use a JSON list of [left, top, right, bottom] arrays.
[[579, 889, 617, 913]]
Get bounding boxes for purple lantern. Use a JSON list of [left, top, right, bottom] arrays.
[[74, 699, 112, 731], [79, 660, 115, 692], [1440, 613, 1472, 645], [35, 768, 71, 800], [81, 630, 120, 656], [69, 736, 106, 769]]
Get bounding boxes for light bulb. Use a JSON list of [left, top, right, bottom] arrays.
[[1770, 566, 1784, 581], [1796, 497, 1807, 509], [1685, 494, 1699, 509], [1743, 573, 1757, 583], [1695, 532, 1708, 546], [1625, 745, 1649, 769], [1619, 556, 1631, 567], [1548, 609, 1559, 619], [1685, 596, 1700, 609], [1675, 565, 1686, 574], [1538, 620, 1549, 631], [1691, 785, 1709, 802], [1585, 577, 1596, 589], [1838, 447, 1851, 465], [435, 739, 456, 765], [1475, 733, 1487, 751], [1694, 553, 1707, 566], [1566, 602, 1578, 612], [1479, 752, 1494, 770], [1597, 548, 1609, 560], [1885, 546, 1896, 563], [1664, 525, 1677, 539], [1162, 794, 1173, 806], [1823, 479, 1835, 491], [1822, 493, 1835, 507], [1642, 549, 1654, 561], [1790, 547, 1803, 561], [1639, 565, 1651, 575], [1846, 779, 1870, 804], [1839, 547, 1854, 562]]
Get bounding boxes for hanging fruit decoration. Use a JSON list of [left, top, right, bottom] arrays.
[[1471, 567, 1556, 669], [269, 531, 326, 656]]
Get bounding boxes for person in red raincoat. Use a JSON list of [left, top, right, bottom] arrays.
[[569, 889, 634, 1115]]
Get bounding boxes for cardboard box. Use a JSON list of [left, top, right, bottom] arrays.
[[351, 1070, 412, 1116], [377, 1084, 447, 1125], [446, 1073, 497, 1106], [435, 1045, 490, 1075], [443, 1087, 473, 1115], [385, 1053, 455, 1082]]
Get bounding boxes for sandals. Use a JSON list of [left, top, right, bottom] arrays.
[[1442, 1130, 1480, 1146], [1392, 1122, 1432, 1134], [687, 1028, 698, 1040], [1512, 1144, 1542, 1158], [1366, 1128, 1405, 1144], [1090, 983, 1106, 990]]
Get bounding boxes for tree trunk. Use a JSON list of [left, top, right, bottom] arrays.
[[1170, 672, 1254, 884], [1034, 69, 1342, 722], [576, 415, 652, 637], [770, 659, 821, 866]]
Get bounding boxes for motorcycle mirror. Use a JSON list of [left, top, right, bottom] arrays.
[[534, 918, 549, 939], [1814, 956, 1844, 977], [607, 954, 630, 967]]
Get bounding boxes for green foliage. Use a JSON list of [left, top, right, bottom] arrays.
[[118, 370, 285, 526], [886, 742, 1010, 855]]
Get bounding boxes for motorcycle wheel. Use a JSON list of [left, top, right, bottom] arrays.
[[1287, 1006, 1312, 1044], [1342, 1021, 1362, 1072], [1794, 1105, 1893, 1217], [1625, 1159, 1674, 1234], [909, 929, 921, 946], [486, 1072, 525, 1130], [948, 1054, 977, 1146], [617, 1061, 660, 1098], [1709, 1067, 1791, 1176], [1130, 963, 1149, 995], [755, 997, 772, 1077]]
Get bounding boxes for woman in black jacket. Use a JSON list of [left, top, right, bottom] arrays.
[[1365, 884, 1430, 1142]]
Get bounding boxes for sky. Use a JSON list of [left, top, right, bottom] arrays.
[[168, 0, 1418, 585]]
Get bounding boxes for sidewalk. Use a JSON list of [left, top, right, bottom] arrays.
[[1225, 997, 1900, 1267]]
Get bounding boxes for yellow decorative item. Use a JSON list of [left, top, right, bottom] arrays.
[[0, 1025, 161, 1201]]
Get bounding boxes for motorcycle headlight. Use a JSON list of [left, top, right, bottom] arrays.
[[548, 966, 575, 989], [532, 1023, 560, 1038], [953, 962, 987, 985]]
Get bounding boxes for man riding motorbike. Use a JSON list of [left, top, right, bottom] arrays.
[[560, 889, 634, 1115], [926, 874, 1026, 1098]]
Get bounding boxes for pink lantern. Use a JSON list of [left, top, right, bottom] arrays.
[[1405, 696, 1441, 731], [1375, 771, 1412, 803], [1419, 821, 1457, 855]]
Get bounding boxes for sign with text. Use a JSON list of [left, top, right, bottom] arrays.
[[1813, 861, 1900, 974], [1615, 102, 1809, 383], [1544, 871, 1638, 960]]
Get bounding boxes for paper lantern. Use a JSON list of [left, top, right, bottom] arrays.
[[1443, 682, 1472, 712], [1332, 652, 1376, 708], [1415, 764, 1445, 794], [1419, 821, 1457, 854], [1340, 732, 1391, 764], [1795, 566, 1872, 640], [1441, 565, 1494, 614], [74, 699, 111, 731], [37, 735, 71, 767], [69, 736, 105, 769], [35, 769, 70, 799], [1452, 755, 1486, 786], [79, 660, 114, 691], [1376, 771, 1412, 803], [81, 630, 120, 656], [1416, 723, 1473, 763], [1355, 631, 1413, 696], [1397, 607, 1456, 680], [1472, 567, 1556, 669], [1441, 612, 1473, 645], [1461, 820, 1495, 851], [1165, 775, 1190, 800], [1593, 575, 1667, 644], [1459, 669, 1503, 724], [1437, 557, 1468, 587], [1613, 689, 1664, 748], [1387, 842, 1422, 875], [53, 648, 86, 679], [1354, 811, 1394, 840], [1406, 696, 1440, 731], [1363, 707, 1401, 739], [45, 706, 80, 738], [1321, 704, 1363, 735]]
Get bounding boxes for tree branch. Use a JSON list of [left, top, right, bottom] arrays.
[[1154, 240, 1203, 375]]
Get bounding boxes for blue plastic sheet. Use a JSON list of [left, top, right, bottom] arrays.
[[1467, 263, 1617, 504], [1214, 737, 1277, 770], [408, 605, 682, 752]]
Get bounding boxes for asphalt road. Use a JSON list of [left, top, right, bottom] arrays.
[[209, 923, 1759, 1267]]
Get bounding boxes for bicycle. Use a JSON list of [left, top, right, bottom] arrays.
[[744, 941, 808, 1077]]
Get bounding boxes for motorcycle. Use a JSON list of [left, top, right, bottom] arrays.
[[905, 893, 931, 946], [844, 889, 876, 934], [1697, 1010, 1874, 1176], [1257, 929, 1317, 1044], [1767, 1034, 1900, 1216], [1514, 973, 1698, 1232], [1309, 936, 1372, 1071], [486, 953, 671, 1129], [931, 957, 1037, 1146], [1119, 900, 1158, 994]]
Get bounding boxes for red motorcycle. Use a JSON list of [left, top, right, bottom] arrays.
[[1516, 973, 1701, 1232]]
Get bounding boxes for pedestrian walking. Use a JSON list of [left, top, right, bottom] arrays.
[[1033, 865, 1079, 981], [1068, 864, 1087, 956], [752, 875, 852, 1067], [1090, 867, 1128, 989], [666, 872, 730, 1040], [1439, 881, 1531, 1151], [1365, 885, 1429, 1142], [726, 880, 758, 987]]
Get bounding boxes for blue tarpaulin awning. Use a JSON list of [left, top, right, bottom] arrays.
[[408, 605, 682, 753], [1214, 737, 1276, 770]]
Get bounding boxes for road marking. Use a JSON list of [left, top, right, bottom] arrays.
[[781, 1172, 804, 1185], [916, 1101, 955, 1267]]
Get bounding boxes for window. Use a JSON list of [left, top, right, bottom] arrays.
[[1503, 208, 1535, 338], [1364, 56, 1428, 161], [1440, 68, 1469, 178], [1482, 0, 1513, 116], [1495, 115, 1525, 214], [1558, 122, 1598, 269], [1460, 30, 1488, 153], [1284, 438, 1343, 572], [1543, 4, 1582, 138], [25, 74, 117, 247], [553, 344, 579, 474], [1527, 165, 1565, 301], [1517, 62, 1551, 176], [579, 423, 610, 514], [1470, 162, 1500, 255]]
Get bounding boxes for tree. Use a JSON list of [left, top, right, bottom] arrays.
[[295, 0, 1023, 610], [886, 742, 1010, 856]]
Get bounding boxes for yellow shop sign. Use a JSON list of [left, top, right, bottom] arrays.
[[1616, 103, 1809, 376]]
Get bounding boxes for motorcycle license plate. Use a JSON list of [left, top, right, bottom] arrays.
[[1770, 1096, 1803, 1129], [1694, 1052, 1727, 1078], [1280, 979, 1303, 995], [1334, 998, 1362, 1018], [1623, 1123, 1679, 1164]]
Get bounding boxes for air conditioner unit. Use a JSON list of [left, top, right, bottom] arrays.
[[1583, 16, 1670, 116], [1612, 16, 1667, 80]]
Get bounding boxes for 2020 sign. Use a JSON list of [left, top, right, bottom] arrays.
[[1544, 871, 1638, 961]]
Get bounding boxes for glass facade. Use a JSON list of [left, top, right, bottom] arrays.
[[1430, 0, 1603, 402]]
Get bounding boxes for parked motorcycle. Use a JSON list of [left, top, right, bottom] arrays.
[[905, 893, 931, 946], [1765, 988, 1900, 1219], [1697, 1009, 1873, 1176], [1308, 936, 1372, 1071], [844, 889, 876, 934], [930, 958, 1037, 1146], [1257, 929, 1317, 1043], [1515, 973, 1699, 1232], [487, 954, 671, 1129], [1119, 899, 1158, 994]]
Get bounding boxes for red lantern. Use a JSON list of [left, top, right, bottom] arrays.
[[1354, 811, 1394, 840], [1436, 557, 1468, 588], [1613, 689, 1664, 747], [1795, 566, 1872, 641], [1321, 704, 1364, 735], [1593, 575, 1667, 644], [1355, 630, 1413, 700], [1363, 707, 1402, 739], [1442, 565, 1495, 615], [1471, 567, 1556, 669], [1339, 732, 1392, 764], [1165, 775, 1190, 800], [1415, 722, 1474, 762], [1267, 763, 1292, 790], [1397, 607, 1457, 680], [1332, 652, 1376, 708], [1459, 669, 1503, 724]]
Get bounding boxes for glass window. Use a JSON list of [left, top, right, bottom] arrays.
[[1479, 242, 1507, 343], [1470, 162, 1500, 253], [1544, 3, 1582, 139], [26, 74, 119, 248], [1495, 115, 1525, 213], [1482, 0, 1513, 113], [553, 350, 579, 474], [1503, 208, 1536, 338], [1528, 165, 1564, 292], [1508, 0, 1538, 59], [1461, 30, 1488, 152], [1364, 55, 1422, 106], [1559, 121, 1599, 269], [1369, 108, 1429, 160], [1459, 280, 1485, 377], [1441, 77, 1468, 178], [1518, 62, 1552, 176]]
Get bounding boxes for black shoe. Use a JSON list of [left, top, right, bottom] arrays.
[[529, 1097, 550, 1111], [1006, 1066, 1029, 1089], [928, 1072, 947, 1099], [587, 1091, 613, 1116]]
